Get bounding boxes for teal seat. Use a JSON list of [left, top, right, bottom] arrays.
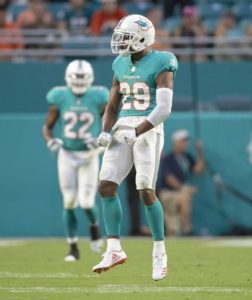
[[226, 28, 243, 38], [198, 3, 227, 18], [203, 17, 219, 34], [232, 2, 252, 18], [239, 19, 252, 32], [49, 3, 67, 18], [8, 4, 26, 21], [124, 3, 153, 16], [162, 17, 181, 32]]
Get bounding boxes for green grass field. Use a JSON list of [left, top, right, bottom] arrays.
[[0, 238, 252, 300]]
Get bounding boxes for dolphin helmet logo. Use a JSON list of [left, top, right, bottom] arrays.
[[134, 19, 152, 31]]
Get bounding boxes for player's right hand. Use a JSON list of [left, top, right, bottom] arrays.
[[47, 138, 63, 152], [97, 132, 112, 147]]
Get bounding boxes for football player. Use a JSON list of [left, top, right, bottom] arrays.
[[43, 60, 109, 261], [92, 14, 178, 280]]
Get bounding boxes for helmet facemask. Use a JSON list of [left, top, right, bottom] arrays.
[[66, 72, 93, 95], [111, 30, 144, 56], [65, 60, 94, 95]]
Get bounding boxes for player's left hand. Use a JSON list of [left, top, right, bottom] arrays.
[[117, 128, 137, 145], [47, 138, 63, 152], [83, 134, 99, 150]]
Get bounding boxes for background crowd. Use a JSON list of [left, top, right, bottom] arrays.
[[0, 0, 252, 60]]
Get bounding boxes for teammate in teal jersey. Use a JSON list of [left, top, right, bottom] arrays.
[[43, 60, 109, 261], [92, 15, 178, 280]]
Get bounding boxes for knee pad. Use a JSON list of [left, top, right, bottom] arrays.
[[78, 187, 95, 209], [79, 198, 95, 209], [62, 190, 77, 209], [79, 201, 94, 209]]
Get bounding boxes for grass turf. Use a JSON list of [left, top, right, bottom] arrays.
[[0, 238, 252, 300]]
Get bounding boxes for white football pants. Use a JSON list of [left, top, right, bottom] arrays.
[[100, 117, 164, 190], [58, 148, 99, 209]]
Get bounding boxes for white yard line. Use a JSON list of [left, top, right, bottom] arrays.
[[0, 240, 25, 247], [0, 285, 251, 294], [208, 238, 252, 248], [0, 272, 98, 279]]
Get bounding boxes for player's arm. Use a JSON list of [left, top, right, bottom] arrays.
[[100, 105, 107, 116], [97, 76, 121, 147], [102, 76, 121, 132], [43, 105, 59, 142], [135, 71, 174, 136], [43, 105, 62, 152]]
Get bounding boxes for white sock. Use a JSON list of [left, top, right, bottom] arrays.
[[153, 240, 166, 255], [67, 237, 78, 244], [107, 238, 121, 251]]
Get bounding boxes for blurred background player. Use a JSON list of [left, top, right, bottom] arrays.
[[43, 59, 109, 261], [93, 14, 178, 281], [158, 129, 205, 236]]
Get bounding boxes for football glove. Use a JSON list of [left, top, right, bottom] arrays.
[[47, 138, 63, 152], [97, 132, 112, 147], [117, 128, 137, 145]]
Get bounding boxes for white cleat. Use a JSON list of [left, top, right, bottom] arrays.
[[90, 239, 104, 253], [92, 249, 127, 273], [152, 253, 168, 281], [64, 254, 78, 262]]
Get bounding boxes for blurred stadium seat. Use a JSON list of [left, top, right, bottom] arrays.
[[124, 2, 153, 16], [232, 1, 252, 18], [239, 18, 252, 31], [197, 2, 227, 18], [8, 3, 26, 20], [49, 2, 68, 18], [202, 17, 219, 34], [162, 16, 181, 32]]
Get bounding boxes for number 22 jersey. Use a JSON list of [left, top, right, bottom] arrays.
[[47, 86, 109, 151]]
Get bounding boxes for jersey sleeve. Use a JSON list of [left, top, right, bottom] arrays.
[[154, 52, 178, 80], [95, 86, 109, 109], [46, 87, 64, 108]]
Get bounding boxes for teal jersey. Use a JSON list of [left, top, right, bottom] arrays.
[[112, 50, 178, 118], [47, 86, 109, 151]]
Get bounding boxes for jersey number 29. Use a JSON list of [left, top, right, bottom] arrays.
[[63, 111, 94, 139], [120, 82, 150, 111]]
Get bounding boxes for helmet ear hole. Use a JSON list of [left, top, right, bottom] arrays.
[[140, 38, 145, 43]]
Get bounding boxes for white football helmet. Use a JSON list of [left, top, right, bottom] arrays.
[[65, 60, 94, 95], [111, 14, 155, 56]]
